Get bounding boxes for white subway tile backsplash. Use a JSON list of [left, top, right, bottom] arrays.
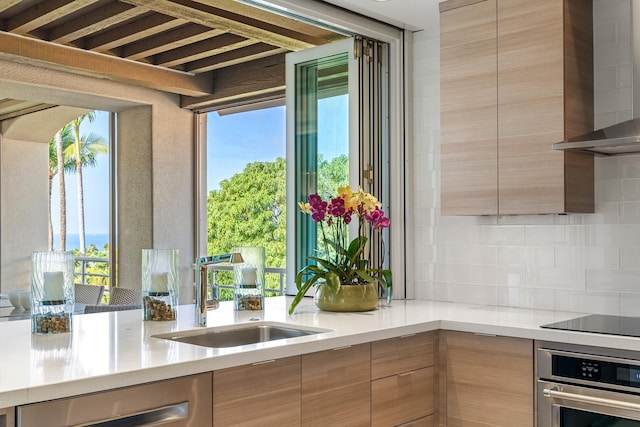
[[497, 246, 555, 268], [618, 156, 640, 178], [619, 202, 640, 223], [468, 265, 524, 287], [554, 290, 620, 315], [584, 246, 620, 270], [586, 269, 640, 292], [433, 282, 499, 305], [586, 225, 640, 247], [525, 225, 584, 246], [496, 287, 555, 311], [620, 247, 640, 270], [526, 267, 585, 290], [619, 293, 640, 316], [469, 225, 525, 245]]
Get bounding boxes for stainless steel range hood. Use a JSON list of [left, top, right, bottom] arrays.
[[553, 1, 640, 156]]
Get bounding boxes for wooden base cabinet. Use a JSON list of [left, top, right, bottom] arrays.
[[440, 0, 593, 215], [302, 343, 371, 426], [371, 332, 436, 427], [440, 331, 533, 427], [213, 356, 301, 426], [17, 373, 212, 427]]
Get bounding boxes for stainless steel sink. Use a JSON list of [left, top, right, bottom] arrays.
[[152, 322, 330, 348]]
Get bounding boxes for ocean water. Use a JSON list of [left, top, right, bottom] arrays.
[[53, 233, 110, 250]]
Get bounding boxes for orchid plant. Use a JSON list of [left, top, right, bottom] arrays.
[[288, 186, 392, 314]]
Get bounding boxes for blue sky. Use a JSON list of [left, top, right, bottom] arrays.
[[50, 95, 347, 236]]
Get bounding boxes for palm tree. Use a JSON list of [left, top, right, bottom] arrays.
[[48, 125, 74, 251], [64, 112, 108, 255]]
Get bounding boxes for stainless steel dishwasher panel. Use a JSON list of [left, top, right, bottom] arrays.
[[17, 373, 212, 427]]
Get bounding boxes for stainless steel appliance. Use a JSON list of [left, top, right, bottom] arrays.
[[538, 342, 640, 426]]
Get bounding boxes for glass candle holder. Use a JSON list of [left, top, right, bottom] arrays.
[[233, 246, 265, 311], [31, 251, 75, 334], [142, 249, 178, 321]]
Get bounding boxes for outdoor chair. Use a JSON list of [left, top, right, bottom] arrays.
[[74, 284, 105, 305]]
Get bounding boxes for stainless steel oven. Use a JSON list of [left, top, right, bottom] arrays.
[[538, 342, 640, 426]]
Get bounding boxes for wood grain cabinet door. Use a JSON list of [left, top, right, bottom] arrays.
[[213, 356, 301, 426], [440, 0, 498, 216], [441, 331, 533, 427], [497, 0, 593, 214], [301, 343, 371, 427]]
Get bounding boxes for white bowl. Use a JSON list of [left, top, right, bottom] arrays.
[[8, 290, 22, 309], [19, 291, 31, 311]]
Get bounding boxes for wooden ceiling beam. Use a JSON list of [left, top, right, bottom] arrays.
[[0, 1, 20, 16], [5, 0, 98, 35], [181, 53, 285, 109], [119, 24, 223, 60], [185, 42, 285, 73], [119, 0, 323, 51], [154, 33, 256, 68], [48, 3, 148, 44], [83, 13, 185, 52], [0, 31, 213, 96]]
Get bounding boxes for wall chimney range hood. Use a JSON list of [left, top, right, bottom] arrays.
[[553, 1, 640, 156]]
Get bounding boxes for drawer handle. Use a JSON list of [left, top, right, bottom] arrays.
[[332, 345, 352, 351], [400, 333, 416, 338], [252, 359, 276, 366], [398, 371, 416, 377], [72, 402, 188, 426]]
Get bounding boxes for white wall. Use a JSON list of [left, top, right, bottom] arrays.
[[412, 0, 640, 315]]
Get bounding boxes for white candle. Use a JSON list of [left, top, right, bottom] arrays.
[[151, 272, 169, 293], [43, 271, 64, 301], [241, 267, 257, 286]]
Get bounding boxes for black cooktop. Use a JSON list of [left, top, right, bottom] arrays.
[[541, 314, 640, 338]]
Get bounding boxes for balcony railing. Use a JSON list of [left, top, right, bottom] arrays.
[[207, 264, 286, 296], [75, 256, 110, 286], [75, 256, 287, 298]]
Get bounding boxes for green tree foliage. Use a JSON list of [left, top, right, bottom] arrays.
[[206, 155, 349, 300], [317, 153, 349, 198], [208, 158, 287, 266], [73, 244, 110, 287]]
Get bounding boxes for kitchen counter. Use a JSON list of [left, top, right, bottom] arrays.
[[2, 296, 640, 408]]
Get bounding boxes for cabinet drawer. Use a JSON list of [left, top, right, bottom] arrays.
[[302, 381, 370, 426], [214, 356, 301, 426], [372, 367, 434, 427], [372, 331, 434, 379], [18, 373, 212, 427], [301, 343, 370, 392]]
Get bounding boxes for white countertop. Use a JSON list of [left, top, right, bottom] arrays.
[[2, 297, 640, 408]]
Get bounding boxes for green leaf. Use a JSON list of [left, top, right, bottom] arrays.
[[288, 275, 320, 315], [325, 271, 341, 295]]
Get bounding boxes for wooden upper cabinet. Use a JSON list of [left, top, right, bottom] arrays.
[[440, 0, 498, 216], [440, 0, 594, 215]]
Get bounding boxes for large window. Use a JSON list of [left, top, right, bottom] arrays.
[[205, 107, 287, 299], [196, 1, 404, 299]]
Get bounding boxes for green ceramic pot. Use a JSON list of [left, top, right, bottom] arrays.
[[314, 283, 379, 312]]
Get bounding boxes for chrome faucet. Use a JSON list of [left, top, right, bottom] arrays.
[[195, 253, 244, 327]]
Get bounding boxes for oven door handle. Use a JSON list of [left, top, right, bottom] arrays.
[[543, 387, 640, 412]]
